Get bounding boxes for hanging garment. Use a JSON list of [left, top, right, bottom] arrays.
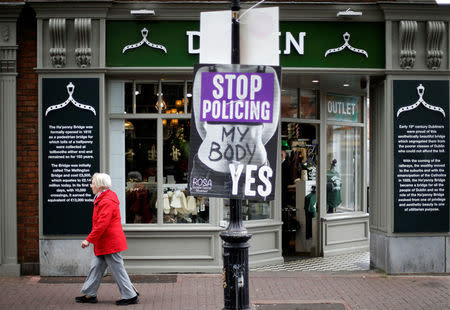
[[304, 191, 317, 218], [170, 190, 182, 209], [304, 191, 316, 240], [172, 190, 187, 214], [163, 194, 170, 214], [186, 196, 197, 215]]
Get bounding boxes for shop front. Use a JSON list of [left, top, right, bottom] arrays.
[[34, 3, 382, 275], [5, 1, 442, 276]]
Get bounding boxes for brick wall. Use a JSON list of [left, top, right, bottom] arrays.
[[16, 5, 39, 275]]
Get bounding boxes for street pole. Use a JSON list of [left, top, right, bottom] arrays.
[[220, 1, 252, 309]]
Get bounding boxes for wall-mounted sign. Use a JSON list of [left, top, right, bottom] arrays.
[[324, 32, 368, 58], [122, 28, 167, 54], [393, 80, 449, 233], [42, 78, 100, 235], [188, 64, 281, 201], [106, 21, 384, 68], [326, 93, 361, 122]]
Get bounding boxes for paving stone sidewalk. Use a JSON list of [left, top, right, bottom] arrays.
[[0, 271, 449, 310]]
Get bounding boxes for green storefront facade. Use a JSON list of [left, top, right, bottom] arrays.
[[0, 1, 449, 276]]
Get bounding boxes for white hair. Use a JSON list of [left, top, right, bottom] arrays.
[[92, 173, 112, 189]]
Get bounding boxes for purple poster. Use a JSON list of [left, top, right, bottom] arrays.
[[188, 64, 281, 201], [200, 72, 274, 123]]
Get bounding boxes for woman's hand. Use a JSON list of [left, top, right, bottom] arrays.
[[81, 240, 90, 248]]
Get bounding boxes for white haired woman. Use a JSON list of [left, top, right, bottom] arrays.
[[75, 173, 139, 306]]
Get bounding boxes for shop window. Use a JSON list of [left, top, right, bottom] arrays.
[[161, 83, 185, 114], [281, 88, 298, 118], [110, 80, 209, 225], [223, 199, 271, 221], [326, 126, 362, 213], [326, 93, 362, 123], [125, 82, 133, 113], [136, 83, 159, 113], [125, 119, 158, 223], [163, 118, 209, 224], [187, 82, 192, 113], [300, 89, 319, 119]]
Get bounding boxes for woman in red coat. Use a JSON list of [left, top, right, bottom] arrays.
[[75, 173, 139, 306]]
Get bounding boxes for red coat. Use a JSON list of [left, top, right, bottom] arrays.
[[86, 189, 128, 256]]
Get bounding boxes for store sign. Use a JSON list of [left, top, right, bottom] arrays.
[[393, 80, 449, 233], [106, 21, 384, 68], [42, 78, 100, 235], [326, 93, 360, 122], [188, 64, 281, 201]]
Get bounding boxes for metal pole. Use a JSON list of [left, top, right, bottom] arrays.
[[220, 1, 252, 309]]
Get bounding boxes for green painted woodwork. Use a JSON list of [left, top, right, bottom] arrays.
[[280, 22, 384, 68], [107, 21, 384, 68], [107, 21, 199, 67]]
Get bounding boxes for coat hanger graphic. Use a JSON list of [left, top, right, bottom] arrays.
[[45, 82, 96, 116], [397, 84, 445, 117], [122, 28, 167, 54], [324, 32, 368, 58]]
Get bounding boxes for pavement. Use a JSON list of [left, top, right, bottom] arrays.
[[1, 271, 449, 310], [1, 251, 449, 310]]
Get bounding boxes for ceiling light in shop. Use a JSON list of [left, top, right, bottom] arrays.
[[312, 80, 319, 83], [135, 85, 142, 95], [343, 83, 350, 87], [125, 120, 134, 130], [155, 98, 167, 111]]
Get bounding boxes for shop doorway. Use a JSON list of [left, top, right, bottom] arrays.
[[280, 73, 370, 259], [281, 122, 319, 256]]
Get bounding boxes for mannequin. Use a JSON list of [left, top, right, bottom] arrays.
[[326, 159, 342, 213]]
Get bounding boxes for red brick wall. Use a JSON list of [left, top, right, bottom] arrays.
[[16, 5, 39, 271]]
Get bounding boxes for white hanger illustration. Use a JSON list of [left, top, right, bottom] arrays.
[[122, 28, 167, 54], [397, 84, 445, 117], [45, 82, 96, 116], [325, 32, 368, 58]]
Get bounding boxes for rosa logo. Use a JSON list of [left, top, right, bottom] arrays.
[[192, 177, 212, 188]]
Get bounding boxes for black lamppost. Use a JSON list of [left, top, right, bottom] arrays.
[[220, 1, 252, 309]]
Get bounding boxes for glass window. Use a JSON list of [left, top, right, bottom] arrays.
[[300, 89, 318, 119], [326, 126, 362, 213], [136, 83, 159, 113], [111, 79, 210, 224], [162, 83, 185, 114], [186, 82, 192, 113], [125, 119, 158, 223], [125, 82, 133, 114], [326, 93, 362, 123], [281, 88, 298, 118], [163, 118, 209, 224], [223, 199, 271, 221]]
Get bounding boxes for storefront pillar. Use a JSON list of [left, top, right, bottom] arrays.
[[0, 3, 22, 276]]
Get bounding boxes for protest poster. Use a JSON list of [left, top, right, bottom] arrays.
[[188, 64, 281, 201]]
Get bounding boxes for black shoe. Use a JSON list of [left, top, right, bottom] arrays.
[[116, 295, 139, 306], [75, 295, 98, 303]]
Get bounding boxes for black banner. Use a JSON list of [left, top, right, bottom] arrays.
[[393, 80, 449, 232], [42, 78, 100, 235], [188, 64, 281, 201]]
